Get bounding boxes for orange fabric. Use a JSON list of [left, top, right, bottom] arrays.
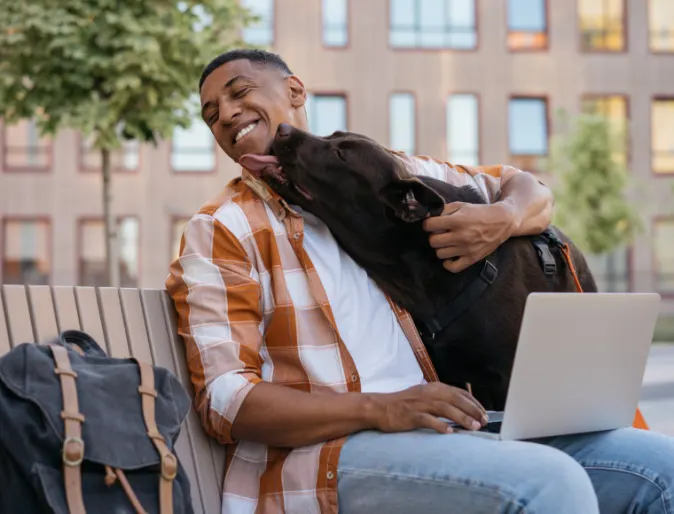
[[558, 241, 649, 431]]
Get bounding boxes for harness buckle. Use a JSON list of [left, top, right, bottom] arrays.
[[480, 260, 498, 284]]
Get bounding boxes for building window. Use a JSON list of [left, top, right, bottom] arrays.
[[79, 218, 139, 287], [508, 0, 547, 50], [172, 218, 191, 260], [171, 95, 216, 172], [390, 0, 477, 50], [583, 248, 630, 292], [578, 0, 625, 52], [242, 0, 274, 46], [653, 219, 674, 293], [306, 94, 347, 136], [508, 97, 548, 170], [80, 136, 140, 172], [582, 95, 628, 165], [2, 119, 51, 170], [650, 0, 674, 52], [389, 93, 416, 156], [2, 219, 51, 285], [446, 94, 479, 165], [323, 0, 348, 47], [652, 99, 674, 174]]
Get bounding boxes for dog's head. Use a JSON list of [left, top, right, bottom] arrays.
[[239, 124, 446, 224]]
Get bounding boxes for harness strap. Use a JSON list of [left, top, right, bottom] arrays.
[[534, 228, 583, 293], [50, 345, 87, 514], [417, 250, 499, 338], [135, 359, 178, 514]]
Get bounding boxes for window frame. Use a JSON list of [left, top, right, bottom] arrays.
[[577, 0, 628, 53], [78, 134, 141, 174], [388, 0, 480, 51], [77, 216, 142, 287], [388, 91, 418, 156], [0, 216, 52, 285], [506, 0, 549, 52], [446, 92, 481, 166], [507, 95, 550, 168], [1, 121, 54, 173], [650, 96, 674, 176], [241, 0, 276, 47], [648, 0, 674, 53], [581, 93, 631, 167], [322, 0, 350, 48], [306, 92, 349, 136], [652, 217, 674, 296]]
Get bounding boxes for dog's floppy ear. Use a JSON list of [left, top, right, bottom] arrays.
[[379, 177, 446, 222]]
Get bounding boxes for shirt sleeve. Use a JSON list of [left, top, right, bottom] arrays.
[[165, 214, 263, 445], [393, 152, 526, 204]]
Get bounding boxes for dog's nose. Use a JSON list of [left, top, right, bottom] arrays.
[[277, 123, 292, 138]]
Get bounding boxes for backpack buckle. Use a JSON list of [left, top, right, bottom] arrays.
[[161, 453, 178, 481], [62, 436, 85, 467]]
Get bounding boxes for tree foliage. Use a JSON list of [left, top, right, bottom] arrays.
[[0, 0, 253, 285], [546, 111, 641, 255], [0, 0, 252, 147]]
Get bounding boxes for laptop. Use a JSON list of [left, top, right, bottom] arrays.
[[450, 292, 661, 440]]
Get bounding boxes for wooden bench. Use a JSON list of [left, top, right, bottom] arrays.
[[0, 285, 224, 514]]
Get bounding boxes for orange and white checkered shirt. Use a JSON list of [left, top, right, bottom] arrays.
[[166, 153, 523, 514]]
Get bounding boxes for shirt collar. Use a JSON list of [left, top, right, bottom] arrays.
[[240, 168, 301, 221]]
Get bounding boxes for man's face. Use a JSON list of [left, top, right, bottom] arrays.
[[199, 59, 307, 163]]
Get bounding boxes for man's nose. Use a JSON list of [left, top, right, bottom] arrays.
[[219, 99, 241, 123]]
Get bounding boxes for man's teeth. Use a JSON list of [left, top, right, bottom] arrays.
[[235, 122, 257, 142]]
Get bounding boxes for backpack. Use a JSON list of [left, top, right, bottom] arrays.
[[0, 330, 194, 514]]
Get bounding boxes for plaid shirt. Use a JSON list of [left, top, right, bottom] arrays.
[[166, 152, 523, 514]]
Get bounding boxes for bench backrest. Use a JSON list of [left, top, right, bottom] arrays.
[[0, 285, 225, 514]]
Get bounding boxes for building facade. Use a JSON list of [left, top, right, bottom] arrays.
[[1, 0, 673, 322]]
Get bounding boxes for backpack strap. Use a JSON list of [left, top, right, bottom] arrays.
[[50, 345, 86, 514], [135, 359, 178, 514]]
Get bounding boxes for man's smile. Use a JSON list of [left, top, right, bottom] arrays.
[[234, 120, 259, 144]]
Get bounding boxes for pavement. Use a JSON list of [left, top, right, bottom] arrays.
[[639, 343, 674, 435]]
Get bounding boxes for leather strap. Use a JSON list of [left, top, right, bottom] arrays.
[[417, 249, 499, 339], [135, 359, 177, 514], [51, 345, 87, 514]]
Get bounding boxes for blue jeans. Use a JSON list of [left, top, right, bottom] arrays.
[[337, 428, 674, 513]]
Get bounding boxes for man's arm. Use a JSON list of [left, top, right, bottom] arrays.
[[411, 159, 553, 273], [167, 214, 488, 449]]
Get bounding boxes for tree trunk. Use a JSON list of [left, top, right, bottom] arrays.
[[102, 148, 120, 287]]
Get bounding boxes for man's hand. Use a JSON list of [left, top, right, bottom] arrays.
[[366, 382, 489, 434], [423, 202, 518, 273]]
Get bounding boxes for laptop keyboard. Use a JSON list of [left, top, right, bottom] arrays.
[[478, 411, 504, 433]]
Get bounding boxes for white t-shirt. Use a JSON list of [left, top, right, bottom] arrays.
[[293, 206, 426, 394]]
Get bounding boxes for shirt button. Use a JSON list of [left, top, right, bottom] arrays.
[[293, 232, 301, 240], [351, 373, 358, 383], [327, 471, 335, 480]]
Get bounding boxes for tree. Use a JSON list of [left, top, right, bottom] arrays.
[[544, 111, 642, 288], [0, 1, 253, 286]]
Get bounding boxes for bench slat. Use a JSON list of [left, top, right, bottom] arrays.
[[98, 288, 131, 358], [141, 289, 205, 514], [52, 287, 81, 331], [161, 291, 225, 513], [27, 286, 59, 342], [75, 287, 107, 350], [119, 289, 153, 363], [0, 289, 11, 355], [2, 285, 35, 346]]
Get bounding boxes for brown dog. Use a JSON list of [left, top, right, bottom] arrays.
[[240, 124, 597, 411]]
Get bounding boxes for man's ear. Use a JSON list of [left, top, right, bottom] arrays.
[[379, 177, 446, 222], [287, 76, 306, 108]]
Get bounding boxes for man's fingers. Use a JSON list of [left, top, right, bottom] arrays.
[[416, 413, 453, 434], [452, 387, 488, 418], [422, 204, 464, 233], [443, 257, 473, 273], [436, 246, 463, 260], [428, 232, 461, 249]]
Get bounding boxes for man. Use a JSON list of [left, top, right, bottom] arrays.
[[167, 49, 674, 513]]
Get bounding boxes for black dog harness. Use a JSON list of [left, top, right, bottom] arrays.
[[416, 228, 570, 339]]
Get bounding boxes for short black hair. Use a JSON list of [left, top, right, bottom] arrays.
[[199, 49, 293, 90]]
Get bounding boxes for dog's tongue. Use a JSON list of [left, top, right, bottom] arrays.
[[239, 154, 280, 178]]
